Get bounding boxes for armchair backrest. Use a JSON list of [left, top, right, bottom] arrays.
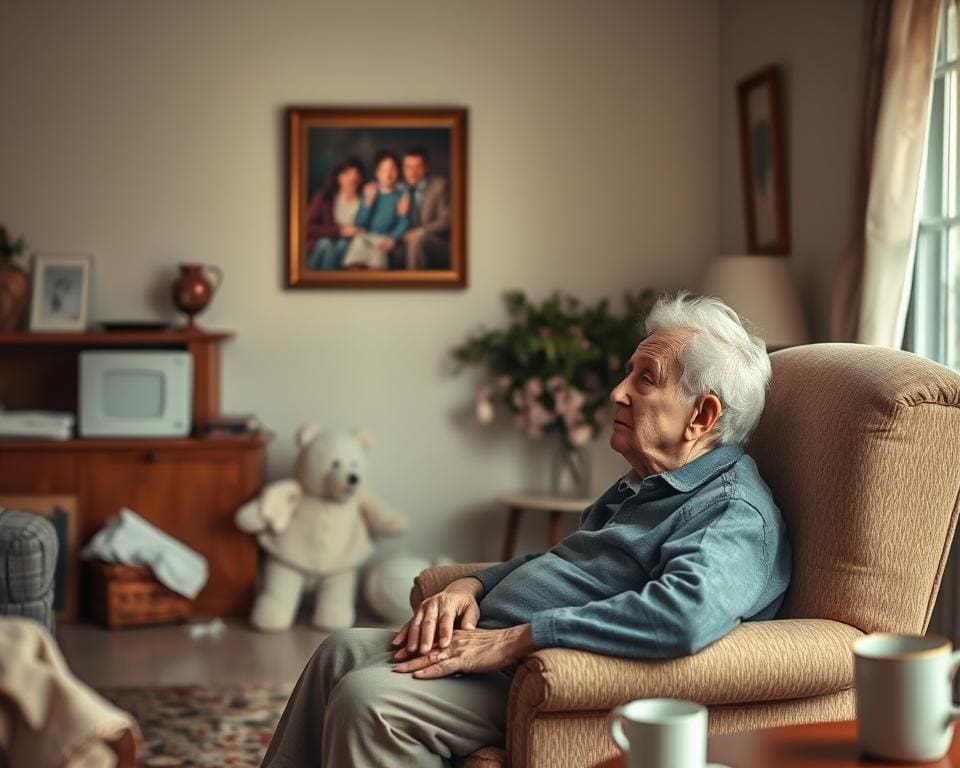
[[747, 343, 960, 635]]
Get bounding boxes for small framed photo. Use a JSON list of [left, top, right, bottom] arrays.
[[0, 494, 80, 622], [286, 106, 467, 289], [737, 66, 789, 254], [29, 253, 92, 331]]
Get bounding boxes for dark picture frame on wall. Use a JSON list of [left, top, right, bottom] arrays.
[[737, 66, 789, 254], [286, 107, 468, 289]]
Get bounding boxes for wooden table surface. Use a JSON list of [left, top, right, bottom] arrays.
[[595, 720, 960, 767]]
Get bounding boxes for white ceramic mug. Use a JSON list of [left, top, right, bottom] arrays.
[[854, 633, 960, 761], [608, 698, 707, 768]]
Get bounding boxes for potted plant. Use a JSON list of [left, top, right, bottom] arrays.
[[0, 226, 29, 332], [451, 288, 656, 495]]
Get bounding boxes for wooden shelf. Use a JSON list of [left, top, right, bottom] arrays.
[[0, 329, 234, 347], [0, 434, 271, 451], [0, 326, 266, 617], [0, 329, 232, 428]]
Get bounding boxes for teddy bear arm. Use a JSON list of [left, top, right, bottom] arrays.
[[237, 479, 303, 534], [358, 493, 408, 536]]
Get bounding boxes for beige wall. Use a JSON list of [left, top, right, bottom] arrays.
[[718, 0, 866, 340], [0, 0, 718, 560]]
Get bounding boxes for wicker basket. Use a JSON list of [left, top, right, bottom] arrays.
[[88, 560, 192, 629]]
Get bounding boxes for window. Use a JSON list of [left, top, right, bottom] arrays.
[[906, 1, 959, 367]]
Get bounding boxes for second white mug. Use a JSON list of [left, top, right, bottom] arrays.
[[854, 633, 960, 761], [608, 698, 707, 768]]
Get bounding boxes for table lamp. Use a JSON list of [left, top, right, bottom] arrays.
[[700, 255, 810, 350]]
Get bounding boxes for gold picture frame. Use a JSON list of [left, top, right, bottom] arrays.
[[286, 107, 468, 289]]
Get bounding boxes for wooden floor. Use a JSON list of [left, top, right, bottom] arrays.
[[57, 615, 397, 688]]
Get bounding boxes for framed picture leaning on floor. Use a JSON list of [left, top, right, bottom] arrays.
[[0, 494, 80, 622]]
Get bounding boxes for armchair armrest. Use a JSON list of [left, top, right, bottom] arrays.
[[510, 618, 862, 715], [410, 563, 497, 611]]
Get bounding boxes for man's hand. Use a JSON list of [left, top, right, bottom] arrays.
[[376, 236, 396, 253], [392, 625, 535, 679], [392, 577, 482, 658]]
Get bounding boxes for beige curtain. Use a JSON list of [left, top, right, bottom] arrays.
[[831, 0, 943, 345]]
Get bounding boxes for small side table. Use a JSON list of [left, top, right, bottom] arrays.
[[497, 493, 593, 561]]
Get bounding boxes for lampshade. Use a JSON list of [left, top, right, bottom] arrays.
[[700, 255, 809, 350]]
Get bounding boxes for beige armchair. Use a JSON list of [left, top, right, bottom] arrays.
[[410, 344, 960, 768]]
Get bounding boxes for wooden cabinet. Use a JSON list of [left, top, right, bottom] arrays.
[[0, 436, 267, 618], [0, 330, 269, 617]]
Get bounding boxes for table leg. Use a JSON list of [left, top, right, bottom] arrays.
[[548, 510, 563, 548], [502, 507, 523, 561]]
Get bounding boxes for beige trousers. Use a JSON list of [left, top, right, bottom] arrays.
[[261, 627, 512, 767]]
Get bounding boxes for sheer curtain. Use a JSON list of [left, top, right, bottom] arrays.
[[831, 0, 943, 345]]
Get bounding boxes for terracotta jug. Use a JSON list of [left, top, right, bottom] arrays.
[[0, 261, 29, 332], [173, 263, 222, 328]]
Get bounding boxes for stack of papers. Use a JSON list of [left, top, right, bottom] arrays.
[[0, 411, 74, 440]]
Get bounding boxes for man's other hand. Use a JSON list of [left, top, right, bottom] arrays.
[[392, 625, 535, 678], [392, 577, 482, 658]]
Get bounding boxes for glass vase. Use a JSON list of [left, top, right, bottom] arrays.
[[549, 441, 592, 498]]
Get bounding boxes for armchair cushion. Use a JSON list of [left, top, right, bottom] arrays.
[[511, 618, 862, 714]]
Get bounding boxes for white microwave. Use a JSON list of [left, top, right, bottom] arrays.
[[79, 351, 193, 437]]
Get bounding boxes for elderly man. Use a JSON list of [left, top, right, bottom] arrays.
[[261, 293, 791, 768]]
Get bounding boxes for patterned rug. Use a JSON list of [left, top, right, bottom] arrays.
[[101, 684, 294, 767]]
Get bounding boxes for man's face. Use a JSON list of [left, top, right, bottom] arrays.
[[402, 155, 426, 186], [609, 330, 697, 474]]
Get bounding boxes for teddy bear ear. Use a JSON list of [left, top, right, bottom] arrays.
[[354, 430, 375, 453], [296, 423, 324, 449]]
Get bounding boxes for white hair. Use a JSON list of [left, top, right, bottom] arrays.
[[644, 292, 771, 446]]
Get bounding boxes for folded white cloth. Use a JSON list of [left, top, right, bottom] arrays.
[[0, 410, 74, 439], [81, 508, 208, 599]]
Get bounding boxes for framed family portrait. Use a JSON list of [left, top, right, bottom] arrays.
[[737, 66, 789, 254], [0, 494, 80, 622], [28, 253, 92, 331], [286, 107, 467, 289]]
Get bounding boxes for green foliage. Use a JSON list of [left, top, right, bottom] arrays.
[[0, 226, 26, 261], [452, 288, 657, 446]]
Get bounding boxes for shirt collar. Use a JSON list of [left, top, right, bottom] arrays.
[[658, 443, 744, 492], [616, 470, 643, 495]]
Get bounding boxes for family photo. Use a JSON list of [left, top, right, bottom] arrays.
[[287, 108, 467, 288]]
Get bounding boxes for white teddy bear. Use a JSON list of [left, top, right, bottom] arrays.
[[235, 424, 407, 631]]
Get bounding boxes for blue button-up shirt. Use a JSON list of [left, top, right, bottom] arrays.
[[472, 444, 791, 659]]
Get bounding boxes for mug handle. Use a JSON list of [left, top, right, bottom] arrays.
[[608, 705, 630, 753], [204, 265, 223, 291], [948, 650, 960, 721]]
